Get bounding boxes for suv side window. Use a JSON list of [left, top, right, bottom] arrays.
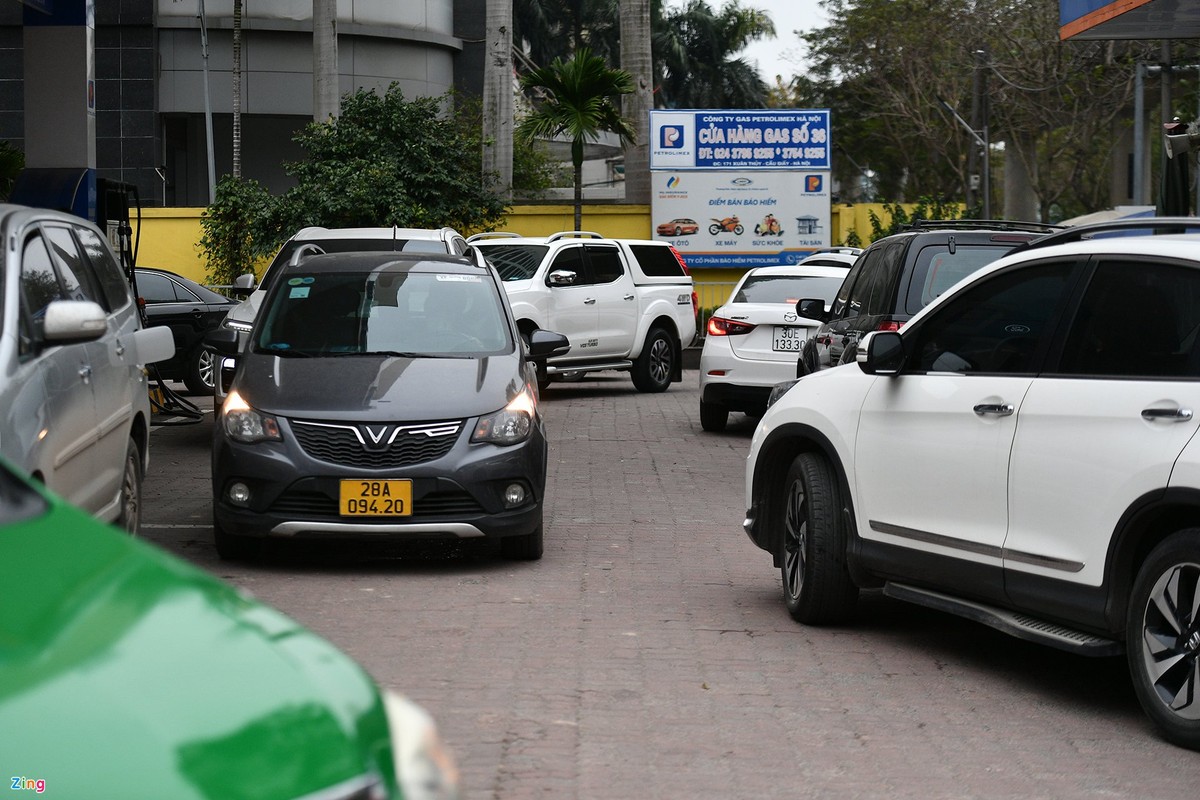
[[44, 224, 104, 306], [846, 240, 902, 319], [586, 244, 624, 284], [906, 262, 1074, 374], [830, 255, 868, 317], [1058, 260, 1200, 378], [20, 233, 64, 348], [75, 226, 132, 311]]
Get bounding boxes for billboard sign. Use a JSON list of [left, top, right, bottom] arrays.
[[649, 109, 831, 171], [651, 171, 831, 268]]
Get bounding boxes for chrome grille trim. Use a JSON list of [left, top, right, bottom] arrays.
[[291, 418, 463, 468]]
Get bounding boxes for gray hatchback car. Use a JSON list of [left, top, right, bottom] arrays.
[[0, 204, 174, 531], [208, 249, 568, 561]]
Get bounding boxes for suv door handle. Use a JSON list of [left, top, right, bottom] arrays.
[[973, 403, 1014, 416], [583, 298, 597, 305], [1142, 407, 1194, 421], [623, 294, 635, 301]]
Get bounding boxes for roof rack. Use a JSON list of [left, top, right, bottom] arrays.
[[1004, 216, 1200, 256], [465, 231, 521, 243], [901, 219, 1063, 234], [546, 231, 606, 242]]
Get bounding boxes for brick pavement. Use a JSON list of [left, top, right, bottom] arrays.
[[143, 371, 1198, 799]]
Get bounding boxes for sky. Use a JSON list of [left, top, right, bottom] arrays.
[[736, 0, 829, 83]]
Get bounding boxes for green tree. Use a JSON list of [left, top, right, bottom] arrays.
[[199, 87, 511, 282], [279, 86, 508, 233], [0, 141, 23, 201], [653, 0, 774, 109], [516, 48, 636, 229], [197, 175, 281, 287]]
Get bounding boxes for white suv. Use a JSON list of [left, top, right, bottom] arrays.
[[0, 204, 174, 531], [743, 218, 1200, 749]]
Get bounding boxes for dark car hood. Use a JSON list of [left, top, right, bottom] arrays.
[[236, 351, 526, 420]]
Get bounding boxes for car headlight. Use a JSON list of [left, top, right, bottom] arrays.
[[471, 387, 536, 445], [221, 390, 282, 442], [383, 691, 461, 800], [767, 379, 800, 409]]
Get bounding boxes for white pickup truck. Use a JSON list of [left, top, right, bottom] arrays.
[[469, 231, 698, 392]]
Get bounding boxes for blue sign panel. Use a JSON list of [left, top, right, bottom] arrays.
[[649, 109, 831, 171]]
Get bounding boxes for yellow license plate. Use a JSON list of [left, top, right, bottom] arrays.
[[339, 479, 412, 516]]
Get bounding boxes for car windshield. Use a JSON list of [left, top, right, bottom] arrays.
[[478, 245, 549, 281], [254, 269, 512, 357], [733, 275, 844, 305]]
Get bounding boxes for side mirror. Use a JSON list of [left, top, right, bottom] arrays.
[[796, 298, 828, 322], [43, 300, 108, 343], [547, 269, 577, 286], [857, 331, 905, 375], [204, 326, 241, 357], [526, 329, 571, 360], [231, 272, 256, 297]]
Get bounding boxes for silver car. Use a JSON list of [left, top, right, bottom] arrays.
[[0, 204, 174, 532]]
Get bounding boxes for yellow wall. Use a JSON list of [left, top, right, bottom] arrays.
[[130, 203, 890, 293]]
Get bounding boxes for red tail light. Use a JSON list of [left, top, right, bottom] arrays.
[[669, 245, 691, 275], [877, 320, 903, 332], [707, 316, 756, 336], [691, 290, 699, 319]]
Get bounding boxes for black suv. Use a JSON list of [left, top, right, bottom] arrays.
[[797, 220, 1059, 376]]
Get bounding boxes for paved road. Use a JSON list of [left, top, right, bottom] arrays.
[[143, 373, 1197, 799]]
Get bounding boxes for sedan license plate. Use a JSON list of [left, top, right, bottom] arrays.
[[772, 326, 806, 352], [339, 479, 412, 516]]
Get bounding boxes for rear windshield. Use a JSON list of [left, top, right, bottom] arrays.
[[903, 243, 1022, 314], [734, 275, 844, 305], [478, 244, 550, 281], [254, 269, 512, 357], [626, 244, 687, 277]]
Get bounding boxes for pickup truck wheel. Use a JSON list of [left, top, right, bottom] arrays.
[[779, 452, 858, 625], [501, 526, 544, 560], [1127, 529, 1200, 749], [632, 328, 673, 393], [699, 400, 728, 432]]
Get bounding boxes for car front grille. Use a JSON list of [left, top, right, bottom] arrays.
[[291, 419, 462, 468]]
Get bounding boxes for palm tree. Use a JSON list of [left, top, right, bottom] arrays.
[[654, 0, 774, 109], [516, 48, 636, 230]]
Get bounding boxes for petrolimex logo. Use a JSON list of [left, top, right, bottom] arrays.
[[660, 125, 684, 148], [805, 174, 823, 193]]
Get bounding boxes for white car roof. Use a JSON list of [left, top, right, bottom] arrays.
[[742, 264, 852, 279]]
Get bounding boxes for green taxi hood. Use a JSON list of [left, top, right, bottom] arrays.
[[0, 495, 397, 800]]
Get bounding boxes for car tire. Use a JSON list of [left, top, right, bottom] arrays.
[[632, 328, 673, 393], [116, 438, 143, 534], [213, 514, 263, 561], [1126, 529, 1200, 749], [779, 452, 858, 625], [674, 226, 682, 236], [700, 400, 728, 432], [184, 346, 216, 395], [501, 525, 544, 560]]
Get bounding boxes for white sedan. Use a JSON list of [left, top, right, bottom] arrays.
[[699, 264, 848, 431]]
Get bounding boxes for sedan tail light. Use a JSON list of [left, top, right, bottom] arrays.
[[707, 316, 756, 336]]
